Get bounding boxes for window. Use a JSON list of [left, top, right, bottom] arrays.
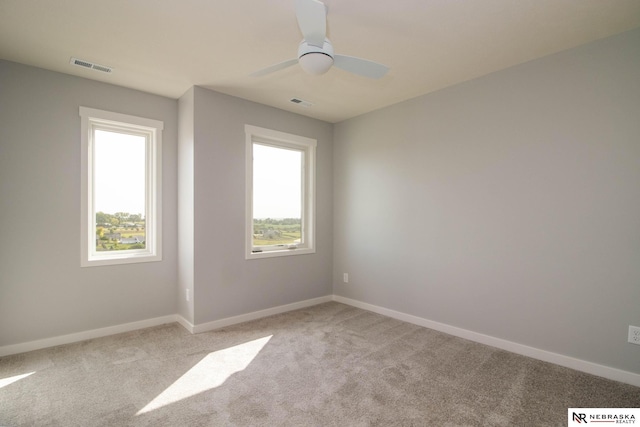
[[245, 125, 316, 259], [80, 107, 162, 266]]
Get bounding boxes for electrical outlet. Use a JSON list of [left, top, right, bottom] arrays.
[[629, 325, 640, 345], [343, 273, 349, 283], [185, 288, 190, 302]]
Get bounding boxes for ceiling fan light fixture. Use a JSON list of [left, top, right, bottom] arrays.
[[299, 52, 334, 75], [251, 1, 389, 79]]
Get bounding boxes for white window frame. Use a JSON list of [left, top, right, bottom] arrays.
[[245, 124, 316, 260], [80, 107, 163, 267]]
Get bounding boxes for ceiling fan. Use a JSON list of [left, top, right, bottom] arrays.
[[251, 0, 390, 79]]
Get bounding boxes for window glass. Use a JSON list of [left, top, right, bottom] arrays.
[[94, 129, 147, 252], [252, 143, 303, 248]]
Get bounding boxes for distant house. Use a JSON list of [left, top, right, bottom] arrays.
[[105, 233, 121, 241], [261, 229, 281, 239], [121, 236, 144, 244]]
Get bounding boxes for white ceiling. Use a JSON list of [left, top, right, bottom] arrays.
[[1, 0, 639, 123]]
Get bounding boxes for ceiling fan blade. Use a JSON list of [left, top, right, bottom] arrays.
[[295, 0, 326, 47], [250, 58, 299, 77], [333, 54, 390, 79]]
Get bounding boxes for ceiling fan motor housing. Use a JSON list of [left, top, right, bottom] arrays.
[[298, 39, 334, 75]]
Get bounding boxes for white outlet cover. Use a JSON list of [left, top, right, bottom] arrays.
[[628, 325, 640, 345]]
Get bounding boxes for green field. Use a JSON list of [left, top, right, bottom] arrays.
[[253, 218, 301, 246], [253, 232, 301, 246]]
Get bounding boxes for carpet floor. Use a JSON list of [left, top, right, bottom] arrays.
[[1, 302, 639, 426]]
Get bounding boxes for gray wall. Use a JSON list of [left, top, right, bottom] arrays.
[[188, 87, 333, 324], [333, 28, 640, 374], [0, 60, 178, 345]]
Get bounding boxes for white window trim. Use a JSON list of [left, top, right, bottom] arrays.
[[80, 107, 163, 267], [245, 124, 316, 260]]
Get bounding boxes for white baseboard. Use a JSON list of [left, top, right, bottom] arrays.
[[0, 314, 178, 358], [0, 296, 333, 358], [332, 295, 640, 388], [175, 314, 195, 334], [191, 295, 333, 333], [2, 295, 638, 388]]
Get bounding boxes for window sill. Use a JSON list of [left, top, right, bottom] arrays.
[[82, 253, 162, 267], [246, 247, 315, 260]]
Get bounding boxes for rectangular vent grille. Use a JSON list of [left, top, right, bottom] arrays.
[[70, 57, 113, 73], [290, 98, 313, 107]]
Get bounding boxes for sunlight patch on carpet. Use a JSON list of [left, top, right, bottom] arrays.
[[0, 372, 35, 389], [136, 335, 272, 415]]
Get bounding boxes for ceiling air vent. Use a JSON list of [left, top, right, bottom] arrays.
[[70, 57, 113, 74], [290, 98, 313, 107]]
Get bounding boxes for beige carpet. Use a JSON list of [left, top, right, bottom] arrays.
[[1, 302, 638, 426]]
